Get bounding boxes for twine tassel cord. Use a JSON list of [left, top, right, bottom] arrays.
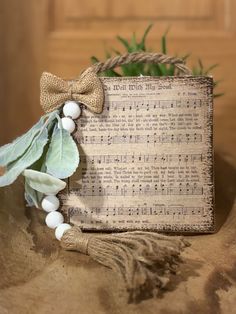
[[61, 227, 190, 300]]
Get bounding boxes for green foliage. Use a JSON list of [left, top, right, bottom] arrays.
[[192, 59, 224, 98], [25, 179, 43, 208], [0, 127, 48, 187], [22, 169, 66, 195], [45, 124, 80, 179], [0, 116, 45, 167], [91, 24, 223, 97], [0, 110, 80, 208]]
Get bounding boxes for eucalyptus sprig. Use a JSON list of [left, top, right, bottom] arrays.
[[0, 110, 80, 209], [91, 24, 223, 98]]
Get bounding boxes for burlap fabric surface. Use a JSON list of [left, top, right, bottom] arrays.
[[0, 99, 235, 314]]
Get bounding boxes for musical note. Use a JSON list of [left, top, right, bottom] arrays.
[[104, 99, 202, 111], [80, 153, 203, 164], [77, 133, 202, 145], [70, 183, 203, 197], [67, 204, 204, 219]]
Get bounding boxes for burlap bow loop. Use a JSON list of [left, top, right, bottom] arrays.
[[40, 70, 104, 114]]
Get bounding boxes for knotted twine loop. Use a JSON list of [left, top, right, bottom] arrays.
[[40, 52, 191, 114]]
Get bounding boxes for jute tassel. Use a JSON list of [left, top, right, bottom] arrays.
[[61, 227, 190, 300]]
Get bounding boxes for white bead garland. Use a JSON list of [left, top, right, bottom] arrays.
[[41, 101, 82, 238], [58, 117, 76, 134], [45, 211, 64, 229], [41, 195, 60, 212], [63, 101, 81, 119], [55, 223, 72, 240]]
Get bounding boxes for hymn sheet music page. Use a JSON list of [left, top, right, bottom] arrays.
[[61, 76, 214, 232]]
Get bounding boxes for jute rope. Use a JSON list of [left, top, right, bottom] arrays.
[[86, 51, 191, 75], [40, 52, 191, 114]]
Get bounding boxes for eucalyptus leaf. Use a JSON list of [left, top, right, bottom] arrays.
[[45, 127, 80, 179], [0, 127, 48, 187], [25, 179, 43, 208], [22, 169, 66, 195]]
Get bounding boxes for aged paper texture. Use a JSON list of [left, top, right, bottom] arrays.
[[60, 76, 214, 232]]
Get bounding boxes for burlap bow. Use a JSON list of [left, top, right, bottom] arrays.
[[40, 70, 104, 114]]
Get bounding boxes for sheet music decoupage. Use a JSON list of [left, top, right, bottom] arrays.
[[60, 76, 214, 232]]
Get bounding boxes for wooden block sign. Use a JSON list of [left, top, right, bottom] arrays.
[[60, 76, 214, 233]]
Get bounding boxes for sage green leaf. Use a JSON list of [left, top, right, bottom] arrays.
[[0, 127, 48, 187], [45, 127, 80, 179], [25, 179, 43, 208], [24, 190, 35, 207], [0, 111, 58, 167], [0, 117, 45, 167], [22, 169, 66, 194]]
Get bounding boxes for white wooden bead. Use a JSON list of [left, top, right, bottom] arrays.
[[45, 211, 64, 229], [55, 223, 72, 241], [63, 101, 81, 119], [41, 195, 60, 212], [58, 117, 75, 134]]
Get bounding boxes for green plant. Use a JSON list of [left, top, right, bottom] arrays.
[[0, 111, 80, 208], [91, 24, 223, 98]]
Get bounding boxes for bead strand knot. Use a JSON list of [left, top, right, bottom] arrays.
[[61, 227, 92, 255], [74, 233, 91, 255]]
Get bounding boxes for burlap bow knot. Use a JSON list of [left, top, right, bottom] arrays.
[[40, 70, 104, 114]]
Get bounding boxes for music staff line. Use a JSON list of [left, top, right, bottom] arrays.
[[70, 183, 203, 197], [103, 99, 202, 111], [80, 153, 203, 164], [77, 133, 202, 145], [68, 205, 205, 217]]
